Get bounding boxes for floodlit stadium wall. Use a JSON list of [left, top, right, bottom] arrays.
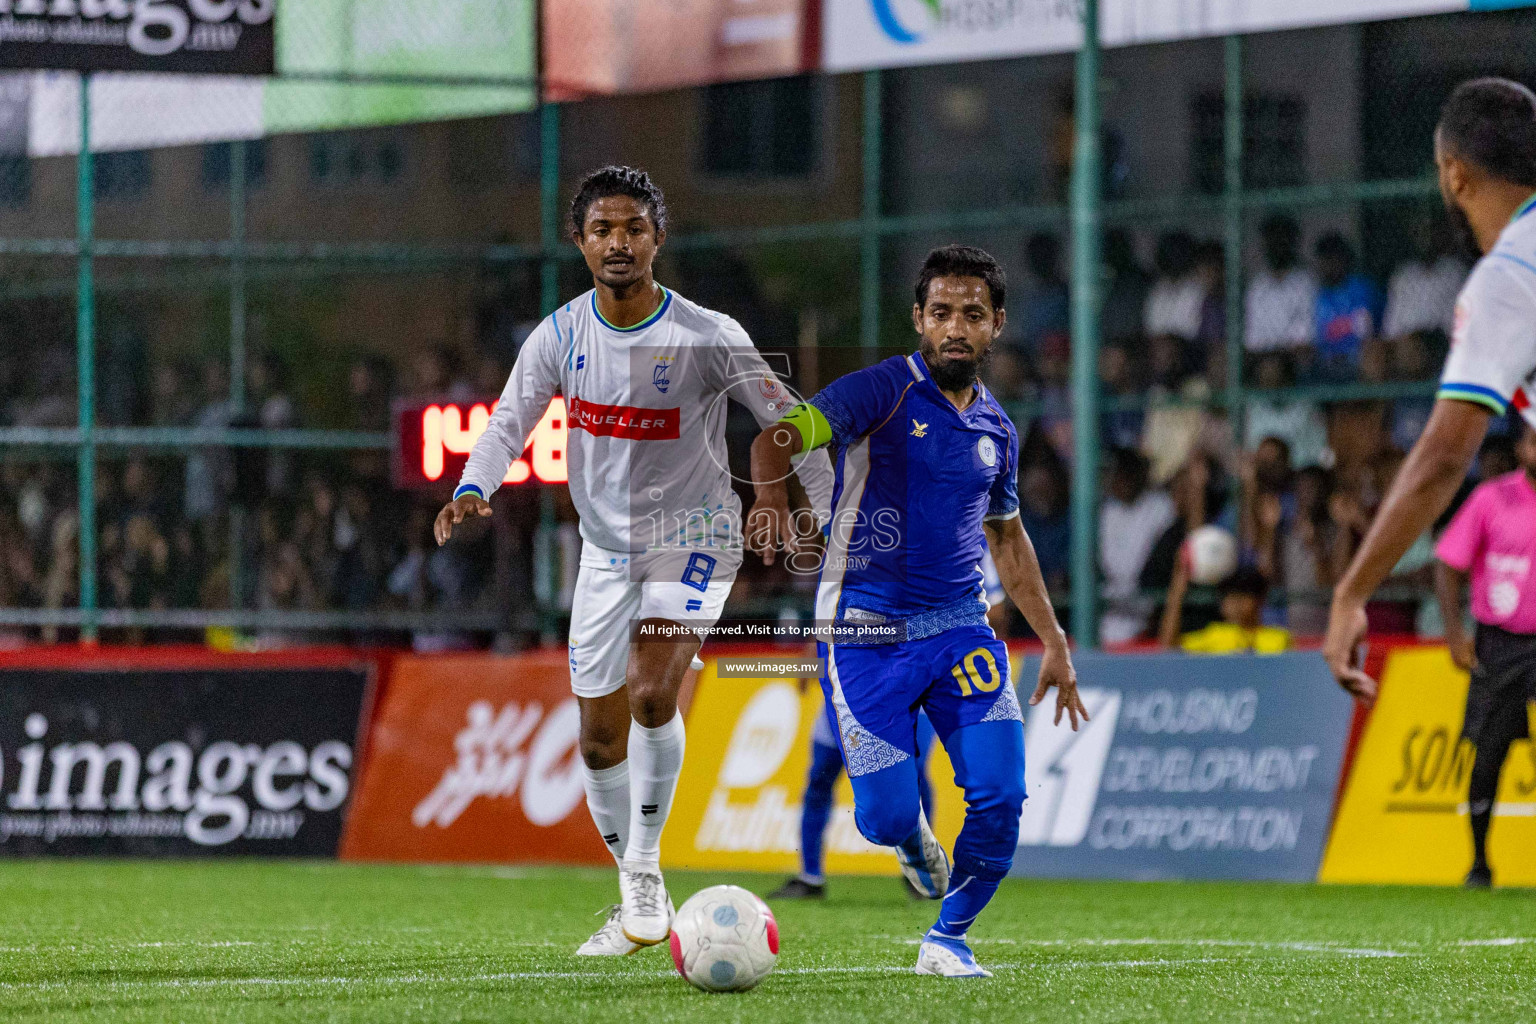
[[2, 642, 1523, 883]]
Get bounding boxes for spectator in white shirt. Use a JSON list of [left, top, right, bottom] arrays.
[[1381, 212, 1466, 350], [1244, 214, 1317, 355], [1244, 351, 1330, 469], [1099, 447, 1177, 645], [1143, 230, 1206, 343]]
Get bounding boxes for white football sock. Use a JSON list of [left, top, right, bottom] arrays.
[[624, 712, 686, 867], [580, 760, 630, 866]]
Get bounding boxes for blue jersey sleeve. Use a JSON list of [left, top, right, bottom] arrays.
[[985, 423, 1020, 520], [807, 358, 911, 447]]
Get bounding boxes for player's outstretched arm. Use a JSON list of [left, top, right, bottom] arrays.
[[746, 421, 801, 566], [983, 516, 1088, 731], [747, 403, 828, 566], [1323, 398, 1489, 702], [444, 314, 561, 545], [433, 493, 492, 546]]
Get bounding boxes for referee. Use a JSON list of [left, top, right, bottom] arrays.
[[1433, 425, 1536, 888], [1325, 77, 1536, 700]]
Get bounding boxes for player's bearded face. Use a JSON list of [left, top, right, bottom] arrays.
[[576, 195, 663, 295], [914, 276, 1002, 392]]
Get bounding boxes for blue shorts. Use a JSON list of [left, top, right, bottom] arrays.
[[812, 692, 936, 760], [818, 624, 1021, 778]]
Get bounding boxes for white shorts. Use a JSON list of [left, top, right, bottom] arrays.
[[567, 544, 742, 699]]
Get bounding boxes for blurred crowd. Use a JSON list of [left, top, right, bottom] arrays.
[[0, 212, 1509, 648], [0, 344, 526, 649], [991, 213, 1463, 400], [983, 212, 1520, 646]]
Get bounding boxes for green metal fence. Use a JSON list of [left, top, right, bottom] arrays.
[[0, 10, 1448, 646]]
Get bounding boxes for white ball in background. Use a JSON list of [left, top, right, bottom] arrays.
[[1185, 525, 1239, 586], [669, 884, 779, 992]]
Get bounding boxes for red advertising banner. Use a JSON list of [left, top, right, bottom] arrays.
[[543, 0, 816, 100], [340, 651, 607, 865]]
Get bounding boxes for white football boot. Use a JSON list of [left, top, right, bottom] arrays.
[[576, 905, 641, 956], [895, 812, 950, 899], [575, 900, 675, 956], [915, 932, 992, 978], [618, 860, 673, 946]]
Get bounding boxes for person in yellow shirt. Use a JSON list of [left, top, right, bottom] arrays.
[[1159, 564, 1291, 654]]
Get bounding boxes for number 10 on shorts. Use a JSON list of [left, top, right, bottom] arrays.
[[951, 647, 1001, 697]]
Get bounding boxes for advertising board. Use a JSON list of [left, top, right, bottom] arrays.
[[1320, 646, 1536, 885], [543, 0, 814, 99], [823, 0, 1485, 74], [0, 661, 370, 856], [341, 651, 608, 865], [1012, 651, 1355, 881], [0, 0, 275, 75]]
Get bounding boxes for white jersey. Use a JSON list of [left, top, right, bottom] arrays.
[[456, 285, 834, 555], [1440, 199, 1536, 429]]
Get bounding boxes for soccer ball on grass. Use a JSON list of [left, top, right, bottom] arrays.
[[668, 884, 779, 992]]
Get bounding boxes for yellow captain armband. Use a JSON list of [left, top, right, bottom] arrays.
[[778, 402, 833, 452]]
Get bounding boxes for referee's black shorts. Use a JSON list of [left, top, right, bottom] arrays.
[[1462, 623, 1536, 746]]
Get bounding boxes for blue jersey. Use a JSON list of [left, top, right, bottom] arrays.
[[808, 353, 1019, 638]]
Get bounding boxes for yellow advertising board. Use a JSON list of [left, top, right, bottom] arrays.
[[1320, 646, 1536, 885], [663, 656, 973, 874]]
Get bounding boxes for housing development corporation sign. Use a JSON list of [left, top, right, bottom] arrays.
[[1012, 651, 1354, 881], [0, 0, 274, 75]]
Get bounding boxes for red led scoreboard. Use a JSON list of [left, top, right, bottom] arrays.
[[393, 398, 568, 489]]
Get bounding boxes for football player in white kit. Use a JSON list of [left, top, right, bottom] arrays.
[[434, 167, 833, 953], [1325, 78, 1536, 699]]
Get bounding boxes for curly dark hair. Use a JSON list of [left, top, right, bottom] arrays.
[[569, 165, 669, 236], [913, 243, 1006, 311]]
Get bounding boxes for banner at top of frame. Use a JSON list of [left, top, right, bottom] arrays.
[[822, 0, 1510, 74], [541, 0, 816, 101], [0, 1, 275, 76], [22, 0, 538, 156]]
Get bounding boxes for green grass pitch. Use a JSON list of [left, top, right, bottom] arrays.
[[1, 861, 1532, 1023]]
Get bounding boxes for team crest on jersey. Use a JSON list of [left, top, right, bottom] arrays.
[[653, 355, 674, 394], [910, 420, 928, 438], [758, 376, 782, 400], [978, 436, 996, 467]]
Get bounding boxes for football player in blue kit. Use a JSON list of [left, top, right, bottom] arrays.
[[747, 244, 1087, 977], [770, 555, 1007, 902]]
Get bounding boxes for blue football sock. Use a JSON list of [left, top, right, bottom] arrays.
[[932, 868, 1001, 939], [799, 740, 843, 882]]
